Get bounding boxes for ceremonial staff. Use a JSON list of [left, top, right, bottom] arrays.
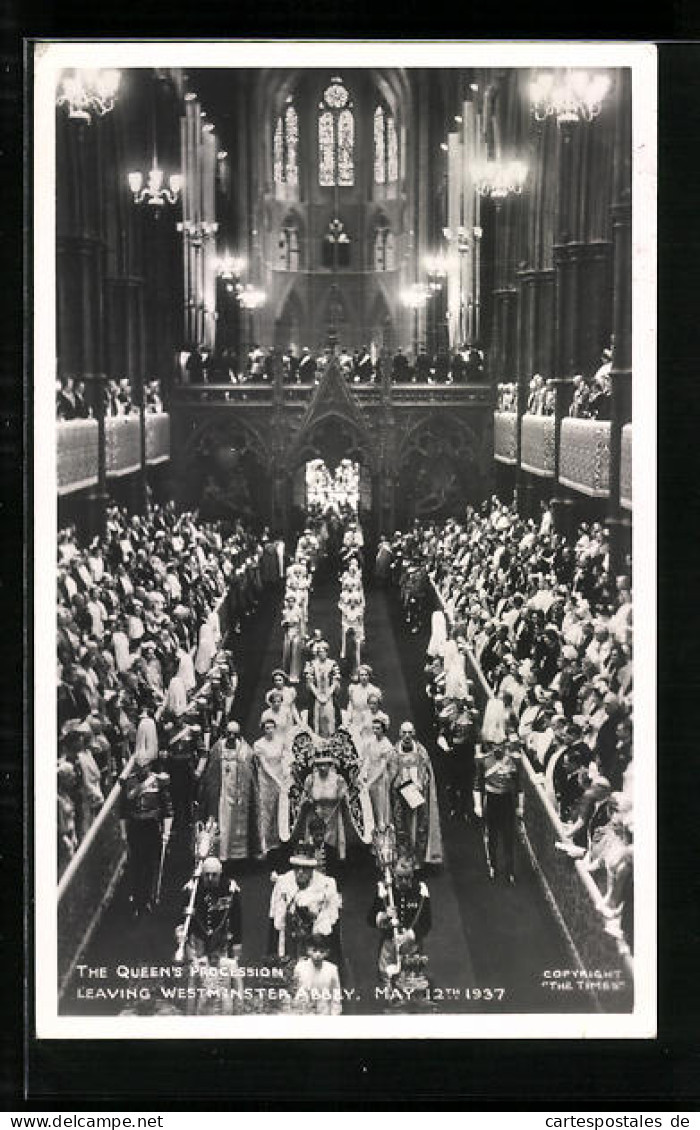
[[174, 817, 217, 962], [153, 834, 168, 906], [371, 824, 402, 979]]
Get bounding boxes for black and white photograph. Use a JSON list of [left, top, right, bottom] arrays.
[[32, 40, 656, 1039]]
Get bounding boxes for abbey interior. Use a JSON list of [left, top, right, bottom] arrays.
[[49, 60, 636, 1021]]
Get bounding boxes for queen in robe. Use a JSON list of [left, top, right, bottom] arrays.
[[252, 717, 292, 856], [260, 688, 301, 753], [281, 593, 305, 683], [360, 715, 393, 829], [344, 664, 381, 735], [304, 642, 341, 739]]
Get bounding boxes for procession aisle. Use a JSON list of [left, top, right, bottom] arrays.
[[66, 569, 577, 1017], [323, 579, 480, 1015], [296, 574, 577, 1014], [384, 585, 581, 1013]]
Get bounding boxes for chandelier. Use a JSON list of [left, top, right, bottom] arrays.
[[401, 282, 431, 310], [474, 159, 527, 200], [216, 254, 247, 279], [238, 284, 267, 310], [56, 69, 120, 123], [423, 250, 448, 293], [177, 220, 219, 243], [128, 163, 182, 208], [423, 250, 448, 276], [530, 70, 611, 125], [442, 226, 472, 254]]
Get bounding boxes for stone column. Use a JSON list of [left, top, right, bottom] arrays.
[[551, 377, 576, 537], [606, 70, 633, 575]]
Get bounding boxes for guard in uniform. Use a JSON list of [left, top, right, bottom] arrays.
[[368, 853, 432, 985], [207, 670, 228, 744], [473, 737, 524, 883], [177, 855, 243, 1017], [179, 856, 243, 965], [438, 696, 480, 820], [119, 751, 173, 915], [165, 724, 200, 834]]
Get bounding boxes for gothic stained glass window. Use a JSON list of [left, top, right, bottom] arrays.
[[374, 105, 399, 185], [324, 82, 349, 108], [319, 111, 335, 186], [274, 118, 284, 184], [374, 107, 386, 185], [387, 117, 398, 183], [337, 109, 354, 186], [285, 106, 298, 186], [318, 79, 354, 187], [274, 102, 298, 187]]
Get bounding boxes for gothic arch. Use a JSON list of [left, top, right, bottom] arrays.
[[277, 209, 304, 271], [319, 285, 357, 337], [368, 287, 394, 353], [398, 412, 478, 463], [179, 417, 273, 523], [396, 413, 483, 518], [184, 416, 271, 470], [291, 411, 379, 474], [275, 286, 305, 350]]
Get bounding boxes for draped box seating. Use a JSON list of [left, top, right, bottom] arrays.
[[57, 419, 99, 495], [520, 413, 555, 477], [559, 418, 611, 498], [493, 410, 518, 464], [620, 423, 632, 511], [105, 416, 142, 477], [57, 413, 171, 493], [145, 412, 171, 465]]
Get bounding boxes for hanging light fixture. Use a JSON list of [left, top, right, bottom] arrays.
[[128, 99, 182, 209], [423, 251, 448, 292], [216, 253, 247, 279], [400, 283, 431, 309], [442, 226, 472, 254], [473, 159, 528, 200], [423, 250, 448, 276], [239, 284, 267, 310], [56, 68, 121, 123], [530, 70, 611, 125], [129, 164, 182, 208], [177, 219, 219, 242]]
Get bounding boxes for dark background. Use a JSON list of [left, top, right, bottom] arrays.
[[2, 0, 699, 1107]]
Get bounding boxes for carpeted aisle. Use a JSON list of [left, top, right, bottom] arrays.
[[66, 567, 578, 1017], [384, 586, 580, 1013]]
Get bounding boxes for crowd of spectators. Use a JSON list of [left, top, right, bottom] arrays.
[[56, 503, 283, 876], [389, 345, 486, 384], [526, 374, 556, 416], [56, 377, 164, 421], [496, 382, 519, 412], [181, 343, 488, 388], [569, 361, 612, 421], [388, 499, 634, 955], [495, 349, 613, 422]]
